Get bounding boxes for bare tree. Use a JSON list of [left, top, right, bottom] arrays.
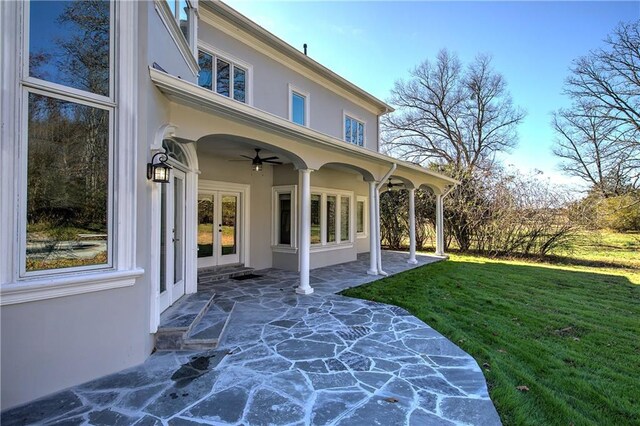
[[556, 20, 640, 193], [382, 49, 525, 176]]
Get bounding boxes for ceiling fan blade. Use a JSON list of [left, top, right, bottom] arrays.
[[263, 160, 283, 165], [240, 155, 254, 160], [228, 159, 251, 162], [261, 156, 279, 161]]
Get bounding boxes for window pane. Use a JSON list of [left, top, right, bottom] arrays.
[[29, 0, 111, 96], [234, 67, 246, 103], [278, 193, 291, 245], [221, 195, 237, 255], [341, 196, 350, 241], [357, 200, 364, 233], [311, 194, 321, 244], [216, 59, 230, 97], [178, 0, 189, 41], [327, 196, 336, 243], [292, 92, 305, 125], [345, 118, 352, 143], [160, 184, 167, 292], [26, 92, 109, 272], [197, 195, 214, 258], [357, 122, 364, 146], [166, 0, 176, 15], [351, 121, 358, 145], [198, 51, 213, 90]]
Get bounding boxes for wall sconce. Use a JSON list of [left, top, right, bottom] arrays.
[[147, 151, 172, 183]]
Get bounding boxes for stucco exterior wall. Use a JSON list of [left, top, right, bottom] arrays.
[[198, 22, 379, 152]]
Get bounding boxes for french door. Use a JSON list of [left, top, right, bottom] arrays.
[[197, 190, 241, 268], [159, 169, 187, 312]]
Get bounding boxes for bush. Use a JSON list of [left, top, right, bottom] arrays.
[[597, 194, 640, 231]]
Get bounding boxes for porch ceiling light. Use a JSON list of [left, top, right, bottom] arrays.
[[147, 151, 172, 183], [252, 162, 263, 172]]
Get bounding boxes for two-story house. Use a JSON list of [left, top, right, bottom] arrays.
[[0, 0, 457, 409]]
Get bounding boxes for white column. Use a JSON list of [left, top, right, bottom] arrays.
[[435, 193, 445, 256], [296, 169, 314, 295], [408, 188, 418, 264], [367, 181, 378, 275], [376, 188, 387, 275]]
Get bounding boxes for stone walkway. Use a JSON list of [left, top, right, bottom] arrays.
[[1, 252, 501, 426]]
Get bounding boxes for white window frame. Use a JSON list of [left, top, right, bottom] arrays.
[[198, 43, 253, 105], [312, 187, 353, 251], [356, 196, 368, 238], [154, 0, 199, 76], [0, 0, 143, 305], [343, 110, 366, 147], [271, 185, 298, 252], [288, 83, 310, 127]]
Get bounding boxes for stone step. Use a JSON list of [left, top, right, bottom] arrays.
[[198, 265, 255, 284], [154, 291, 216, 351], [183, 300, 236, 350]]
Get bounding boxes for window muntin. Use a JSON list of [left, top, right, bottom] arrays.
[[29, 0, 111, 97], [198, 49, 248, 103], [345, 116, 365, 146], [21, 1, 115, 276], [311, 194, 321, 244], [291, 92, 306, 126]]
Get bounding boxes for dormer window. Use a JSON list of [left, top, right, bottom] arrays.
[[198, 49, 249, 104]]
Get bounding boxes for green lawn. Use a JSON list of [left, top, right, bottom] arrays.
[[342, 232, 640, 425]]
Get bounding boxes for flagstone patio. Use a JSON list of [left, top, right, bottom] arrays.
[[1, 251, 501, 426]]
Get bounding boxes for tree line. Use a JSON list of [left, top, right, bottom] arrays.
[[381, 20, 640, 255]]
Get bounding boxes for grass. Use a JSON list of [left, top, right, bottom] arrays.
[[342, 231, 640, 425]]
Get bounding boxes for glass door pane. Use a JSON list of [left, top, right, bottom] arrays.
[[197, 194, 214, 258], [160, 184, 167, 293], [220, 195, 237, 256], [173, 175, 184, 285]]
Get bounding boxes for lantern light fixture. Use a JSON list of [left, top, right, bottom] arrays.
[[252, 162, 263, 172], [147, 151, 172, 183]]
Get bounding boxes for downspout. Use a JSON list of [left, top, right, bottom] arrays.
[[375, 163, 397, 275]]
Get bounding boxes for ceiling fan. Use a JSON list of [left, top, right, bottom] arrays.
[[232, 148, 282, 171], [386, 178, 401, 190]]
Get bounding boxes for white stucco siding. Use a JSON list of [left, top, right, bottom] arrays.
[[0, 282, 150, 410], [197, 22, 379, 151]]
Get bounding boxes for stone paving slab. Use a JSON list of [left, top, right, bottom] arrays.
[[1, 251, 501, 425]]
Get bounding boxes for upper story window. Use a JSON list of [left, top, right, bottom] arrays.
[[345, 115, 365, 146], [288, 84, 309, 127], [198, 49, 248, 104], [166, 0, 191, 44], [23, 0, 114, 275]]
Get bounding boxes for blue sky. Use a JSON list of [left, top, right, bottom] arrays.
[[226, 0, 639, 187]]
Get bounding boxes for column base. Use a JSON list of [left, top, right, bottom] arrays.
[[367, 269, 378, 276], [435, 252, 447, 257], [378, 270, 388, 276], [407, 259, 418, 265], [295, 286, 314, 295]]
